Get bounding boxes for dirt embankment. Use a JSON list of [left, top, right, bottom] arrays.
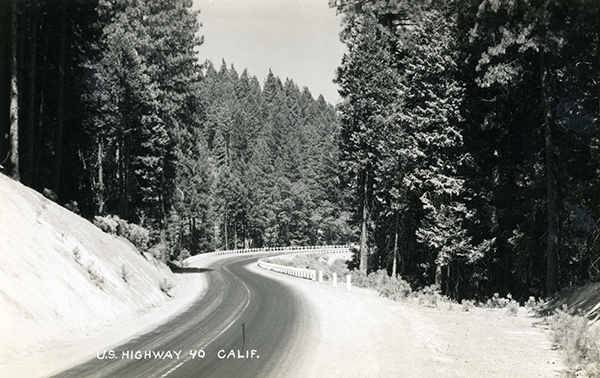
[[0, 174, 180, 376]]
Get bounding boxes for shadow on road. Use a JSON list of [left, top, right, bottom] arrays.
[[172, 267, 214, 274]]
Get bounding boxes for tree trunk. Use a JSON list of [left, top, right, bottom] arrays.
[[234, 225, 238, 250], [224, 205, 229, 250], [543, 65, 559, 296], [119, 137, 130, 219], [25, 0, 37, 185], [189, 217, 193, 252], [33, 26, 48, 190], [359, 170, 369, 272], [160, 226, 166, 262], [435, 264, 442, 287], [9, 0, 19, 181], [97, 138, 105, 214], [52, 1, 66, 196], [391, 213, 398, 277]]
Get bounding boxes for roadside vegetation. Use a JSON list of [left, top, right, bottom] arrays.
[[268, 254, 524, 311], [545, 306, 600, 378]]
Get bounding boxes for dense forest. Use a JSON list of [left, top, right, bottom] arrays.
[[1, 0, 599, 302], [331, 0, 600, 300], [0, 0, 351, 259]]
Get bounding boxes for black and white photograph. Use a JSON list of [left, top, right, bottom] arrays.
[[0, 0, 599, 377]]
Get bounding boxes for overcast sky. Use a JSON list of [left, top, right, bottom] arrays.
[[191, 0, 346, 105]]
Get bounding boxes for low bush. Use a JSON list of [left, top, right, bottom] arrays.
[[525, 296, 546, 314], [349, 270, 369, 288], [88, 264, 105, 288], [120, 264, 129, 283], [124, 223, 150, 252], [548, 305, 600, 377], [378, 276, 412, 301], [461, 299, 475, 312], [64, 200, 80, 214], [178, 248, 191, 263], [417, 284, 441, 307], [93, 214, 150, 252], [93, 215, 119, 234], [486, 292, 512, 309], [148, 243, 167, 261], [159, 278, 173, 296], [349, 269, 412, 301], [73, 247, 82, 264], [329, 259, 350, 280], [506, 300, 519, 316]]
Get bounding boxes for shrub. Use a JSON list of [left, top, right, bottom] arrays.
[[329, 259, 350, 279], [461, 299, 475, 312], [349, 270, 369, 288], [120, 264, 129, 283], [344, 269, 411, 301], [93, 214, 150, 252], [93, 215, 119, 234], [525, 296, 546, 314], [64, 200, 80, 214], [149, 243, 167, 261], [159, 278, 173, 296], [368, 269, 392, 288], [486, 292, 511, 309], [88, 264, 105, 287], [178, 248, 191, 263], [73, 247, 82, 264], [418, 284, 441, 307], [506, 300, 519, 316], [548, 305, 600, 377], [378, 276, 412, 301], [124, 223, 150, 252]]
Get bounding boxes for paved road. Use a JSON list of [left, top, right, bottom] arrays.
[[52, 254, 315, 378]]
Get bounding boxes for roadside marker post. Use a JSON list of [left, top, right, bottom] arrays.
[[333, 273, 337, 286], [346, 275, 351, 290]]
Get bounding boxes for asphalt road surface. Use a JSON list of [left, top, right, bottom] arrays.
[[52, 254, 316, 378]]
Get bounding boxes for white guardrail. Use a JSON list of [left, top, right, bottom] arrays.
[[257, 260, 318, 280], [183, 244, 350, 267]]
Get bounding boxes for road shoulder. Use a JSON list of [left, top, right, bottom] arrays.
[[249, 263, 564, 378]]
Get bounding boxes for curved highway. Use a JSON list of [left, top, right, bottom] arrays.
[[52, 254, 316, 378]]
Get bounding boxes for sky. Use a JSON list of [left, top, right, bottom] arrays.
[[191, 0, 346, 105]]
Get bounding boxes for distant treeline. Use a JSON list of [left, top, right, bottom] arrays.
[[0, 0, 351, 262]]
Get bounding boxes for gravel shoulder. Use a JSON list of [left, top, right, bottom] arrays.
[[248, 262, 565, 378]]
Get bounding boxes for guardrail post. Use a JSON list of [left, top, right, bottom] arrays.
[[346, 274, 351, 290], [333, 273, 337, 286]]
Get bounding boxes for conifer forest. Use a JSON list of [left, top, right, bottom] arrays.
[[1, 0, 599, 302]]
